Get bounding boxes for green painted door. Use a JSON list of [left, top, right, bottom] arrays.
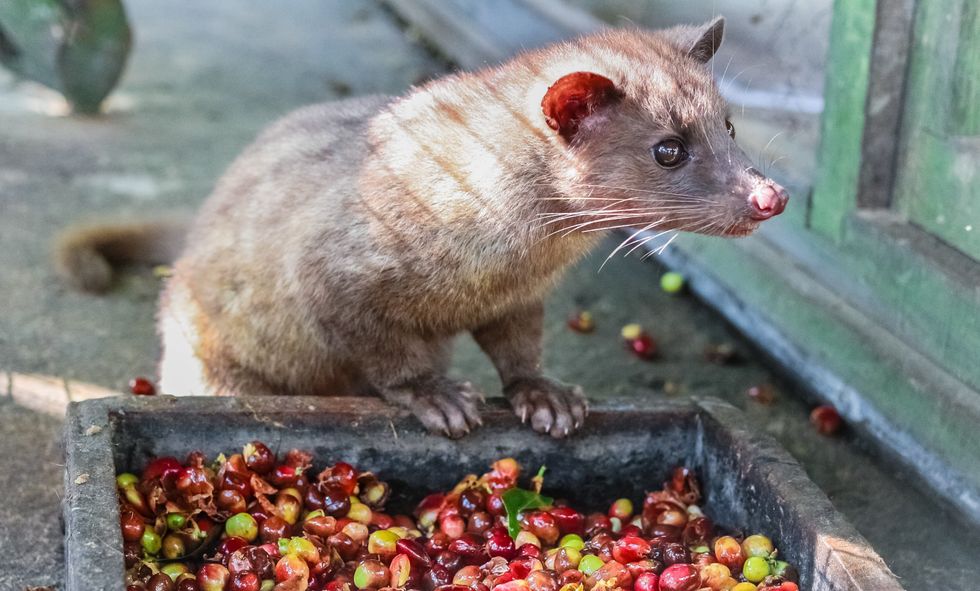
[[894, 0, 980, 260]]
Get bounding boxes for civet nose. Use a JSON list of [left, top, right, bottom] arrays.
[[748, 183, 789, 220]]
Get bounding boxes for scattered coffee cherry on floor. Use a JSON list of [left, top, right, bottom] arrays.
[[810, 404, 843, 435], [660, 271, 686, 294]]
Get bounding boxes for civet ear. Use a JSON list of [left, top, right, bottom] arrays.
[[685, 17, 725, 63], [541, 72, 621, 141]]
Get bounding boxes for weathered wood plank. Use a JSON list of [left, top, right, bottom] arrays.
[[10, 372, 120, 418], [894, 0, 980, 260], [808, 0, 876, 239]]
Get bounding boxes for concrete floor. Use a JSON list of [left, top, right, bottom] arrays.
[[1, 1, 978, 589]]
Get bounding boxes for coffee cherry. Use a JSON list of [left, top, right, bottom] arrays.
[[741, 534, 774, 558], [368, 529, 400, 558], [422, 563, 452, 591], [658, 563, 699, 591], [120, 509, 145, 542], [275, 554, 310, 584], [567, 310, 595, 333], [117, 453, 799, 591], [515, 530, 541, 549], [518, 543, 542, 559], [197, 564, 230, 591], [117, 473, 139, 488], [458, 489, 486, 517], [161, 534, 186, 559], [743, 556, 770, 583], [661, 542, 690, 566], [713, 536, 745, 571], [633, 572, 659, 591], [268, 465, 300, 488], [217, 489, 247, 514], [284, 537, 320, 564], [353, 558, 390, 589], [396, 537, 431, 567], [559, 534, 584, 550], [612, 536, 650, 563], [449, 533, 485, 561], [608, 498, 633, 520], [660, 272, 684, 294], [166, 513, 187, 531], [146, 573, 175, 591], [486, 493, 506, 516], [129, 377, 156, 396], [681, 516, 712, 546], [258, 515, 289, 544], [228, 571, 260, 591], [218, 536, 249, 557], [700, 563, 731, 589], [176, 467, 210, 496], [621, 325, 657, 360], [303, 513, 337, 538], [524, 511, 559, 545], [326, 462, 359, 494], [341, 521, 369, 544], [494, 581, 530, 591], [389, 553, 413, 587], [553, 547, 582, 572], [439, 513, 466, 539], [435, 550, 463, 572], [484, 526, 516, 559], [321, 484, 352, 517], [141, 529, 162, 556], [276, 492, 303, 525], [467, 510, 493, 534], [359, 476, 389, 508], [527, 570, 558, 591], [628, 333, 658, 360], [243, 441, 275, 474], [220, 470, 254, 499], [141, 457, 182, 483], [550, 507, 585, 535], [347, 502, 372, 525], [578, 554, 604, 576], [226, 513, 259, 542], [810, 405, 843, 435]]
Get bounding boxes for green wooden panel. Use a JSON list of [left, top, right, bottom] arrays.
[[951, 1, 980, 134], [809, 0, 877, 240], [894, 0, 980, 261], [671, 230, 980, 507]]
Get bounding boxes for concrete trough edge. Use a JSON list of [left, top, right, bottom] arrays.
[[63, 395, 904, 591]]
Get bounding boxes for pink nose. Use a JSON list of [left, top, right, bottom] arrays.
[[748, 184, 789, 220]]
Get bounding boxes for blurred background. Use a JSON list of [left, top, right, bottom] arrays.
[[0, 0, 977, 588]]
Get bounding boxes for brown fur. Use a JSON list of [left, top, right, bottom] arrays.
[[54, 218, 187, 292], [59, 20, 789, 438]]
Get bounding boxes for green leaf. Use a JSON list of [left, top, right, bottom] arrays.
[[502, 487, 553, 539]]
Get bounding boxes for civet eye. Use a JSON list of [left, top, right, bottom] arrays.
[[651, 139, 689, 168], [725, 119, 736, 139]]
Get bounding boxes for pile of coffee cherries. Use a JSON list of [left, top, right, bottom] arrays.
[[117, 447, 800, 591]]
